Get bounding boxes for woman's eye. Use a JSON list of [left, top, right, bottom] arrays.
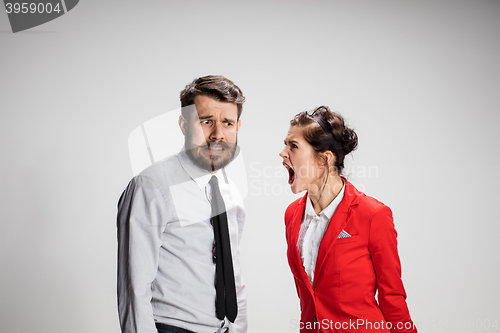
[[291, 144, 298, 149]]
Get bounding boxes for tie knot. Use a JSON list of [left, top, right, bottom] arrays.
[[209, 175, 219, 187], [209, 176, 224, 215]]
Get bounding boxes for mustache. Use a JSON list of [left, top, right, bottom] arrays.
[[191, 141, 236, 150]]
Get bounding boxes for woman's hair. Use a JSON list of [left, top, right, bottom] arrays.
[[290, 106, 358, 174]]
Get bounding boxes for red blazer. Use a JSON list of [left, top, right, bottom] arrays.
[[285, 180, 417, 333]]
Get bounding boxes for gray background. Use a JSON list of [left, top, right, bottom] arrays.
[[1, 1, 499, 332]]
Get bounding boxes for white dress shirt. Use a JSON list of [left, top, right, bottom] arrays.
[[297, 184, 345, 287], [117, 149, 247, 333]]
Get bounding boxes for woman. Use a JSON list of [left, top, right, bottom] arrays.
[[280, 106, 417, 333]]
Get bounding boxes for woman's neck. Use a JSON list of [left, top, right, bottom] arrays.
[[309, 174, 344, 215]]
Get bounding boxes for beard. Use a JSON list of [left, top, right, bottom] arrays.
[[185, 139, 239, 172]]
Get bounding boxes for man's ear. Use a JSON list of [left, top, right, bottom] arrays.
[[236, 118, 242, 133], [179, 115, 188, 136]]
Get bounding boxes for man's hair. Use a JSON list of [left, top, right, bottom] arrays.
[[180, 75, 245, 119]]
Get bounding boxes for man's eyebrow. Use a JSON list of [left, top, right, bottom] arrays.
[[197, 115, 236, 123], [222, 117, 236, 123]]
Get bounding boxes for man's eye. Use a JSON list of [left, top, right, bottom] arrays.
[[202, 120, 211, 125], [225, 122, 233, 126]]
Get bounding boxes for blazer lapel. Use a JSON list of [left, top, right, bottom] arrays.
[[287, 195, 314, 292], [314, 180, 359, 285]]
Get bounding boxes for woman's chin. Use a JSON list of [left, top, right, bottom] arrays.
[[290, 182, 303, 194]]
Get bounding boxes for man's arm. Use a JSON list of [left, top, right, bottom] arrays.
[[117, 176, 166, 333]]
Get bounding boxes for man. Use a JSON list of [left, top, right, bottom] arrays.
[[117, 75, 247, 333]]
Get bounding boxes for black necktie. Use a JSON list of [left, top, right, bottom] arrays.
[[209, 176, 238, 323]]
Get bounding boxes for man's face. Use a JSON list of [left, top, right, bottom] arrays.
[[179, 95, 241, 172]]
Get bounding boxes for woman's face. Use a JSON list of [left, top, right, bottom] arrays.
[[279, 126, 325, 194]]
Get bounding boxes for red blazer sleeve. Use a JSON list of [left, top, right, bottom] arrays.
[[369, 205, 417, 333]]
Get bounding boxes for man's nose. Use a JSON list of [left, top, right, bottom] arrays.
[[279, 148, 287, 159], [209, 122, 225, 141]]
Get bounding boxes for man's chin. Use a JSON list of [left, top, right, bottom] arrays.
[[210, 157, 232, 171], [186, 148, 235, 172]]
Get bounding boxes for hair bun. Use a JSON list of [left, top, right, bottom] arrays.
[[341, 127, 358, 156]]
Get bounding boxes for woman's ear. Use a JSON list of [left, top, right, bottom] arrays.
[[321, 151, 335, 167]]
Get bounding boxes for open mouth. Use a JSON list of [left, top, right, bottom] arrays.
[[283, 162, 295, 185]]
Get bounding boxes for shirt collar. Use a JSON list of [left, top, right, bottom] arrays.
[[178, 147, 225, 190], [305, 182, 346, 220]]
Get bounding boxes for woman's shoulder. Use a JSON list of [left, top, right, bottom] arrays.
[[346, 181, 392, 214], [284, 194, 307, 223]]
